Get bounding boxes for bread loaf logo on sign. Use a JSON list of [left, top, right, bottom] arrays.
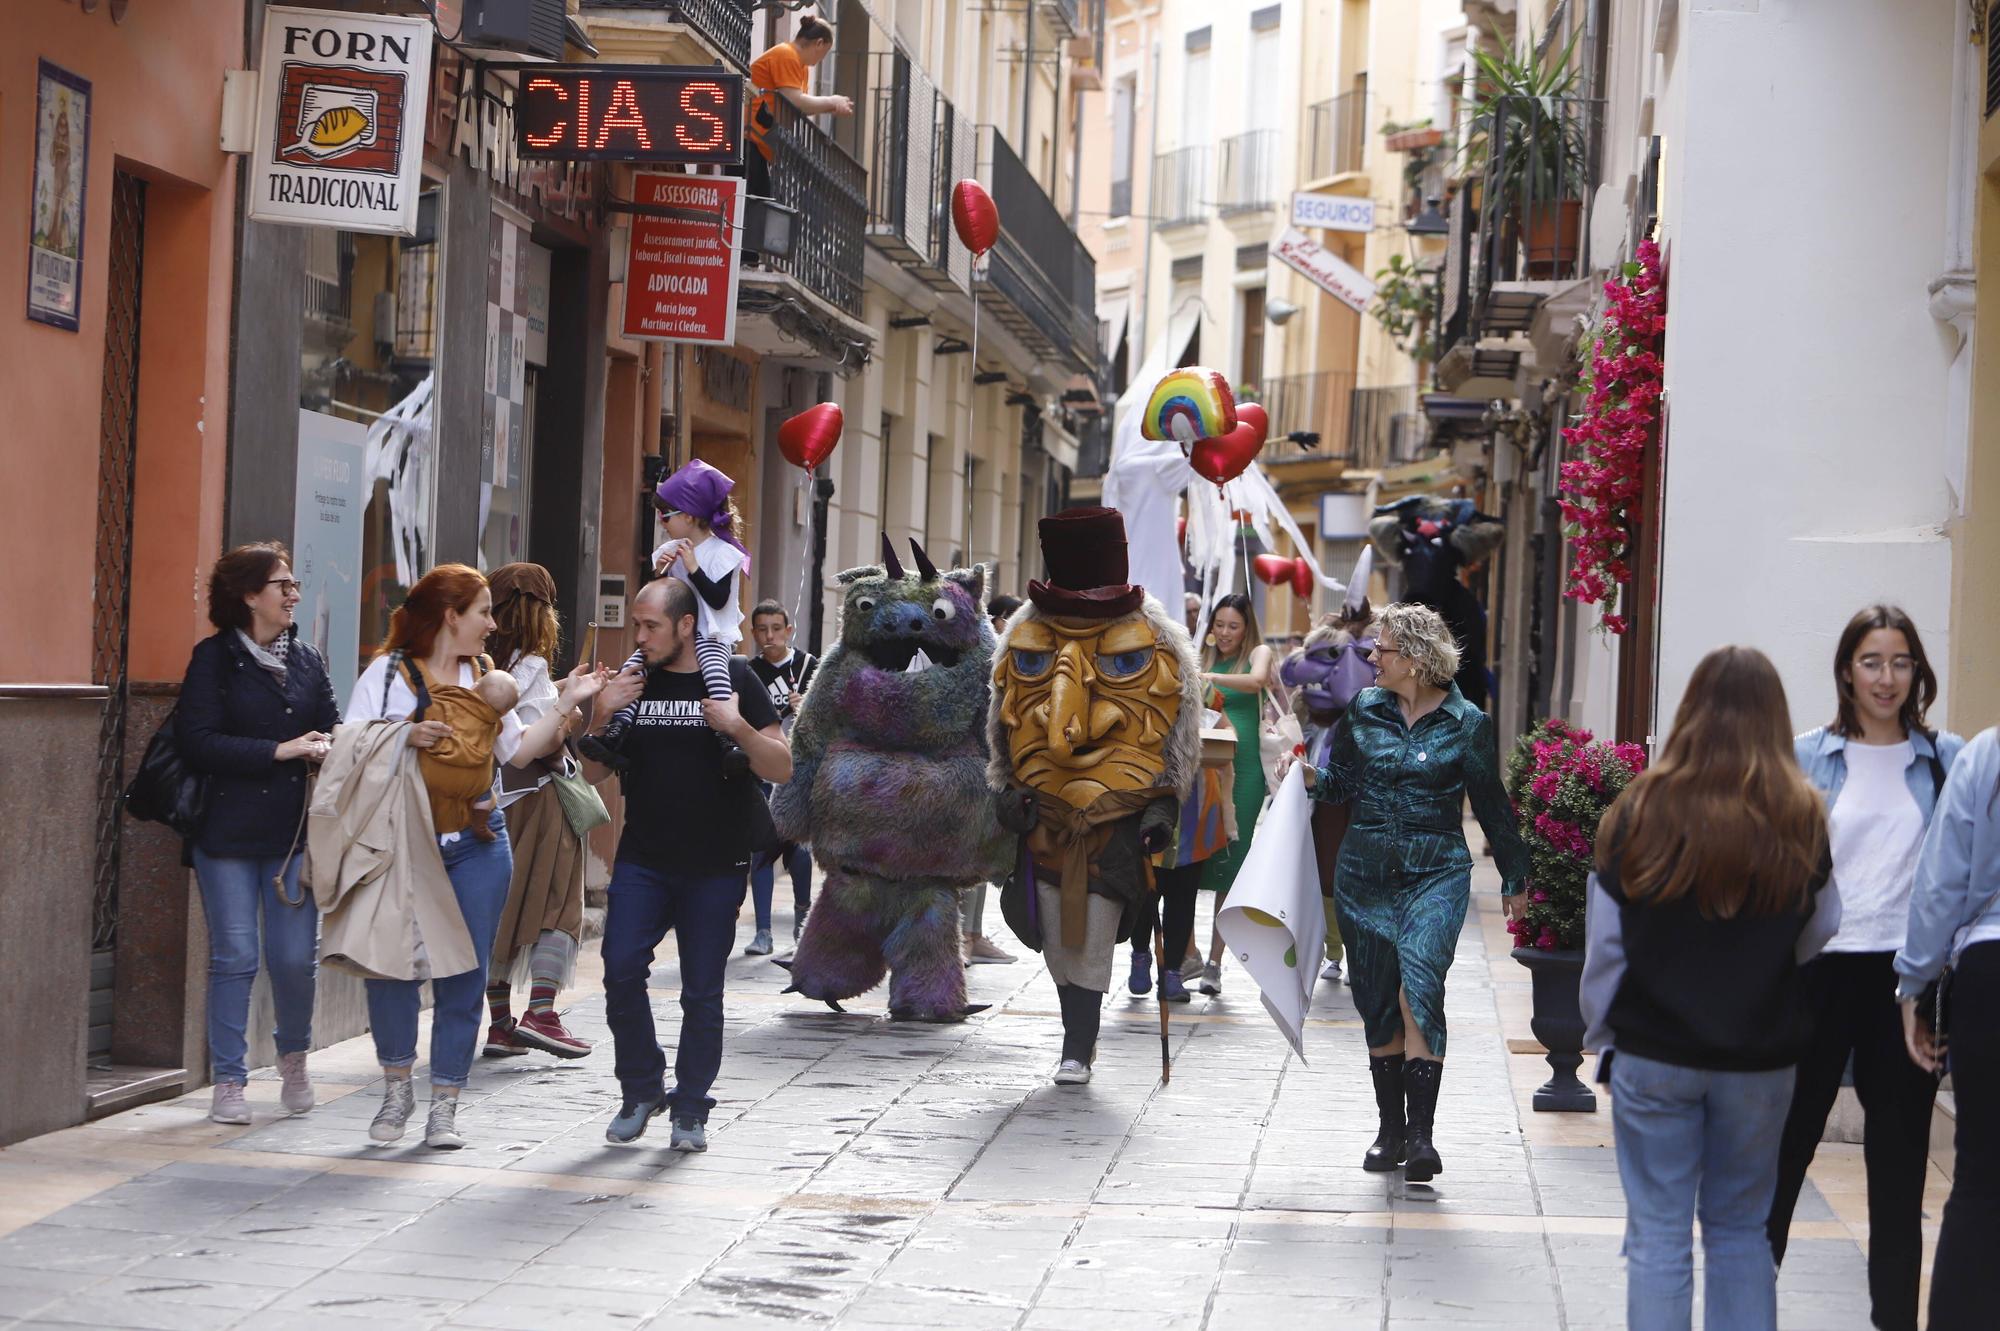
[[274, 63, 405, 174]]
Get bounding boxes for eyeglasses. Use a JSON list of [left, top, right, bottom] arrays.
[[1366, 643, 1402, 660], [265, 578, 302, 595], [1852, 654, 1916, 679]]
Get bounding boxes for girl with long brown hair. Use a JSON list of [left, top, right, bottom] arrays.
[[1581, 646, 1839, 1331], [1767, 605, 1963, 1331], [340, 564, 607, 1149], [1194, 591, 1278, 994]]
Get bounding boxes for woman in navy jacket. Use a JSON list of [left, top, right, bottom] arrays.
[[175, 542, 340, 1125]]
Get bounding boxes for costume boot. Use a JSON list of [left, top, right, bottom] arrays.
[[1402, 1057, 1444, 1182], [1055, 984, 1102, 1082], [1362, 1053, 1406, 1172]]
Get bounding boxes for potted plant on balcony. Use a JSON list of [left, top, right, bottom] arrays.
[[1370, 254, 1438, 365], [1464, 30, 1588, 277], [1503, 718, 1646, 1111], [1380, 116, 1444, 154]]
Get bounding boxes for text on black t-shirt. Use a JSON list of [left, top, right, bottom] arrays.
[[615, 657, 782, 874]]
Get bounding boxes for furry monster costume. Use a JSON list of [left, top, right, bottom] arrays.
[[772, 538, 1010, 1021], [1369, 496, 1502, 708], [989, 507, 1202, 1081]]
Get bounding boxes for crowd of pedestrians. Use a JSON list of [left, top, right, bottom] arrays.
[[165, 518, 1993, 1329]]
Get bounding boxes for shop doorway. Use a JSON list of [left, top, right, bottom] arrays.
[[87, 170, 146, 1072]]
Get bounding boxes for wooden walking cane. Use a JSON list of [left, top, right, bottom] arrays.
[[1145, 860, 1171, 1083]]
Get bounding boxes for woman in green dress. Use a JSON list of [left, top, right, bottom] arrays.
[[1197, 592, 1278, 994], [1290, 603, 1529, 1182]]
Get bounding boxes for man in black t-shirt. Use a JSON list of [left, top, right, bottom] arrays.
[[583, 579, 790, 1153], [744, 600, 817, 955]]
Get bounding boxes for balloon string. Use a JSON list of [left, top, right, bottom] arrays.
[[967, 260, 982, 452], [793, 468, 815, 634]]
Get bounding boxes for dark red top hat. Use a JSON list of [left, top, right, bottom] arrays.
[[1028, 506, 1145, 619]]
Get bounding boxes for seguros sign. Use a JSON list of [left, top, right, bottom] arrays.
[[250, 7, 433, 235]]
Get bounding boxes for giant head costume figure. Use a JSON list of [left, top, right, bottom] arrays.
[[1369, 495, 1503, 707], [773, 537, 1009, 1021]]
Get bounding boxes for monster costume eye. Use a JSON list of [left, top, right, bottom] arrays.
[[855, 597, 876, 614], [1097, 647, 1154, 678], [931, 597, 957, 622], [1011, 649, 1053, 678]]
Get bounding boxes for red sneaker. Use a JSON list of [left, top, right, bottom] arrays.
[[482, 1020, 528, 1058], [513, 1009, 593, 1059]]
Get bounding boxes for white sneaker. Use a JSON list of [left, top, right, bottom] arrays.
[[424, 1096, 466, 1150], [1053, 1059, 1092, 1086], [277, 1052, 314, 1114], [1320, 960, 1343, 984], [369, 1078, 415, 1143], [1180, 953, 1205, 981], [965, 935, 1016, 965], [1199, 961, 1222, 995], [209, 1082, 251, 1125]]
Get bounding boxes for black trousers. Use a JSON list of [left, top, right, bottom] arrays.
[[1766, 951, 1938, 1331], [1130, 863, 1201, 969], [1931, 940, 2000, 1329]]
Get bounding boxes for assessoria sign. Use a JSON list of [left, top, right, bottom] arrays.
[[515, 67, 744, 165], [248, 6, 433, 235]]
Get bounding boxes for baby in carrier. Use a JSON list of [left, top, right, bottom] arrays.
[[417, 667, 520, 841]]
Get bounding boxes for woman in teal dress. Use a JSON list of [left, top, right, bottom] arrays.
[[1293, 602, 1528, 1182], [1197, 592, 1277, 995]]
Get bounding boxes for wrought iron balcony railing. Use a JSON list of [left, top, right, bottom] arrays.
[[1150, 145, 1209, 228], [865, 51, 973, 293], [1349, 384, 1425, 469], [1307, 91, 1367, 179], [1254, 372, 1356, 465], [1218, 129, 1279, 213], [585, 0, 752, 70], [764, 98, 868, 318], [1465, 96, 1601, 330], [980, 126, 1097, 372]]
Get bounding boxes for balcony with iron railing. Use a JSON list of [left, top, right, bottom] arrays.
[[1466, 96, 1599, 335], [1217, 130, 1279, 214], [981, 126, 1098, 372], [583, 0, 753, 70], [1348, 384, 1425, 469], [865, 51, 974, 293], [1253, 372, 1356, 466], [1151, 145, 1209, 228], [763, 97, 869, 318], [1306, 91, 1367, 180]]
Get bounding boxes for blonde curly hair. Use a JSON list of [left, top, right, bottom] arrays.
[[1375, 602, 1460, 688]]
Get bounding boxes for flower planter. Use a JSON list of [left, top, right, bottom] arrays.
[[1520, 198, 1583, 278], [1384, 127, 1445, 153], [1512, 946, 1597, 1112]]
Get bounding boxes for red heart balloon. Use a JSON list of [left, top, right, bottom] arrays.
[[1235, 402, 1270, 446], [1251, 553, 1293, 587], [951, 179, 1000, 257], [1189, 421, 1262, 486], [1290, 557, 1314, 600], [778, 402, 843, 471]]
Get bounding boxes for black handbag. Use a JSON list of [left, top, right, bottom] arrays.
[[1916, 879, 2000, 1071], [122, 706, 207, 839]]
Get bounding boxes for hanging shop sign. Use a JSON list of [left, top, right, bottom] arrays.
[[1290, 191, 1374, 234], [1273, 226, 1376, 314], [516, 66, 744, 164], [248, 6, 433, 236], [621, 172, 743, 345]]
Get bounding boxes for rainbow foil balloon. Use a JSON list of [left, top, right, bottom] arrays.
[[1142, 367, 1237, 446]]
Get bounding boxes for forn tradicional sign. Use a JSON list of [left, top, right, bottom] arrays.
[[248, 6, 433, 236], [515, 67, 744, 165]]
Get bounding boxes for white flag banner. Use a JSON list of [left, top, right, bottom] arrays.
[[1216, 766, 1325, 1059]]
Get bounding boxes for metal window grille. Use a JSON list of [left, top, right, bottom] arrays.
[[1307, 91, 1367, 178], [1218, 129, 1279, 212], [92, 171, 147, 955], [1151, 145, 1210, 227]]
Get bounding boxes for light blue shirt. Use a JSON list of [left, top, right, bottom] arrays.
[[1794, 725, 1964, 823], [1897, 727, 2000, 999]]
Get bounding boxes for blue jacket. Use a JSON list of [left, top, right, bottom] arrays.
[[1898, 727, 2000, 998], [1794, 725, 1965, 823], [175, 631, 342, 858]]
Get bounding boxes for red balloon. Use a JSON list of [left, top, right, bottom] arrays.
[[1189, 421, 1262, 486], [778, 403, 843, 471], [1251, 553, 1293, 587], [951, 179, 1000, 256], [1235, 402, 1270, 445], [1290, 557, 1314, 600]]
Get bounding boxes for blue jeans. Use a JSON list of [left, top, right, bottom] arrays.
[[749, 844, 811, 931], [601, 860, 746, 1122], [191, 849, 318, 1084], [363, 817, 512, 1088], [1611, 1050, 1796, 1331]]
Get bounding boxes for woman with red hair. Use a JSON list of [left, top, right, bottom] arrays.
[[342, 564, 608, 1148]]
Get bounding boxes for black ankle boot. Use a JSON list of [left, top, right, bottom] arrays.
[[1363, 1053, 1406, 1172], [1402, 1057, 1443, 1182], [1056, 984, 1102, 1067]]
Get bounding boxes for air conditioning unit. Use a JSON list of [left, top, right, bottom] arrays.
[[458, 0, 567, 63]]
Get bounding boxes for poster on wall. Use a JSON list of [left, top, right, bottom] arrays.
[[248, 7, 433, 236], [294, 409, 367, 701], [27, 61, 91, 332]]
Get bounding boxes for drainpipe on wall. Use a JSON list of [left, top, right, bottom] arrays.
[[1136, 35, 1161, 354], [1021, 0, 1036, 153]]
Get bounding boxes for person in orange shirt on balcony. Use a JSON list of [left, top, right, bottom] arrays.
[[745, 16, 854, 206]]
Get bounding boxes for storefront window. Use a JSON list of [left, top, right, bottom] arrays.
[[480, 217, 547, 571]]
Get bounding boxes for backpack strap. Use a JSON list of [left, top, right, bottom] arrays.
[[392, 652, 432, 723]]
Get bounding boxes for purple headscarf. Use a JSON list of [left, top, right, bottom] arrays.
[[655, 458, 751, 567]]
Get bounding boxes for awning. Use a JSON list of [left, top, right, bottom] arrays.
[[1098, 291, 1130, 367]]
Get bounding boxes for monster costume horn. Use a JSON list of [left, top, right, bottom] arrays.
[[909, 539, 939, 582], [880, 533, 906, 580]]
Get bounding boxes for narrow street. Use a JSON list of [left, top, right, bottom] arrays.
[[0, 852, 1907, 1331]]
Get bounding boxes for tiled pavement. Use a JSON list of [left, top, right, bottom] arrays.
[[0, 847, 1926, 1330]]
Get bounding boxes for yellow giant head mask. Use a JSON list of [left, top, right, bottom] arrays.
[[988, 599, 1204, 809]]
